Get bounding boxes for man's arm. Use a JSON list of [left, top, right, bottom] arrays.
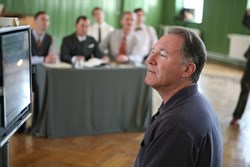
[[60, 37, 73, 64], [129, 36, 144, 63], [138, 127, 197, 167]]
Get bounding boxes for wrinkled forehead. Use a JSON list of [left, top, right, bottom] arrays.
[[153, 34, 184, 51]]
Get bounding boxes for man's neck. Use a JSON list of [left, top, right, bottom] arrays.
[[34, 28, 45, 37], [122, 28, 132, 36], [156, 81, 193, 104], [136, 23, 143, 28]]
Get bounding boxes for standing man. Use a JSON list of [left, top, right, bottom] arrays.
[[230, 9, 250, 126], [60, 16, 106, 64], [88, 7, 114, 44], [31, 11, 58, 64], [100, 11, 143, 64], [134, 8, 158, 62], [134, 27, 222, 167]]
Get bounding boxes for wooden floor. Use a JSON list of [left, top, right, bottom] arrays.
[[7, 62, 250, 167]]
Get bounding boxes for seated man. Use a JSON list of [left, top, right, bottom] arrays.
[[134, 8, 158, 62], [23, 11, 57, 133], [100, 11, 143, 64], [31, 11, 58, 64], [60, 16, 106, 64], [88, 7, 114, 44]]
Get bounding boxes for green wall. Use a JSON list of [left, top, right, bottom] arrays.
[[0, 0, 122, 49], [1, 0, 250, 56], [162, 0, 250, 55], [123, 0, 163, 34]]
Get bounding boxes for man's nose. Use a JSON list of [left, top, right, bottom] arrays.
[[146, 53, 157, 65]]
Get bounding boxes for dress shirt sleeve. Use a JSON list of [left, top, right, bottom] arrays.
[[31, 56, 44, 64], [93, 41, 104, 58], [128, 36, 145, 64], [148, 26, 158, 46], [60, 37, 73, 64], [49, 37, 58, 55], [99, 32, 111, 52]]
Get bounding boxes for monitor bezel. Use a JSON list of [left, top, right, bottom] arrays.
[[0, 25, 32, 138]]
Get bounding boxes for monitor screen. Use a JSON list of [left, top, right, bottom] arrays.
[[1, 29, 31, 127]]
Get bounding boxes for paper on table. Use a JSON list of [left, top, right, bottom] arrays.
[[43, 62, 72, 69], [84, 57, 105, 67]]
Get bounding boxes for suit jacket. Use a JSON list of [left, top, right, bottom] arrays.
[[60, 33, 104, 63], [31, 31, 52, 57]]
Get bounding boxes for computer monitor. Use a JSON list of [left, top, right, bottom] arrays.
[[0, 25, 32, 146]]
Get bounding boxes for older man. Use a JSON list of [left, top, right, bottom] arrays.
[[100, 11, 143, 64], [134, 27, 222, 167]]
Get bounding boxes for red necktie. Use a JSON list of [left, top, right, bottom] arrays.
[[119, 35, 126, 55]]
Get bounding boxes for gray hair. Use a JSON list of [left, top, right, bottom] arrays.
[[167, 26, 207, 83]]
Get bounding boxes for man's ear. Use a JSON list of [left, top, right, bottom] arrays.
[[182, 63, 196, 78]]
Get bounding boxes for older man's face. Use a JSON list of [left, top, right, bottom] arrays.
[[145, 34, 188, 91]]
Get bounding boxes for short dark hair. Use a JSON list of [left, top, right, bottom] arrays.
[[167, 26, 207, 83], [34, 11, 47, 20], [134, 8, 144, 13], [91, 7, 102, 16], [75, 16, 88, 24]]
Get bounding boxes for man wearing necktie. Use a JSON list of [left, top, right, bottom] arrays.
[[88, 7, 114, 45], [31, 11, 58, 64], [100, 11, 144, 64], [134, 8, 158, 63], [25, 11, 58, 133], [60, 16, 108, 64]]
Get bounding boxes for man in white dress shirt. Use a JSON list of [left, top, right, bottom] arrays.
[[134, 8, 158, 62], [100, 11, 144, 64], [88, 7, 114, 44]]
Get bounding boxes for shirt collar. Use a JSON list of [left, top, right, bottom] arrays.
[[77, 35, 87, 42], [32, 30, 45, 41], [159, 84, 198, 114], [135, 24, 145, 31]]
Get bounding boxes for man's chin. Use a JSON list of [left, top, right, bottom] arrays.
[[144, 78, 154, 86]]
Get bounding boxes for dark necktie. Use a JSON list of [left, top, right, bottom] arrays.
[[135, 27, 142, 31], [119, 35, 126, 55], [37, 39, 41, 48], [98, 26, 101, 43]]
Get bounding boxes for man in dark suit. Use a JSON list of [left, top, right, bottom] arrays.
[[60, 16, 108, 64]]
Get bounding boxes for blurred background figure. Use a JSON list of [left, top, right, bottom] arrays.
[[31, 11, 58, 64], [100, 11, 143, 64], [134, 8, 158, 62], [88, 7, 114, 44], [230, 9, 250, 126], [27, 11, 58, 134], [60, 16, 107, 65]]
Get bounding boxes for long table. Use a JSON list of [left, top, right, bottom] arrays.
[[31, 64, 152, 138]]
